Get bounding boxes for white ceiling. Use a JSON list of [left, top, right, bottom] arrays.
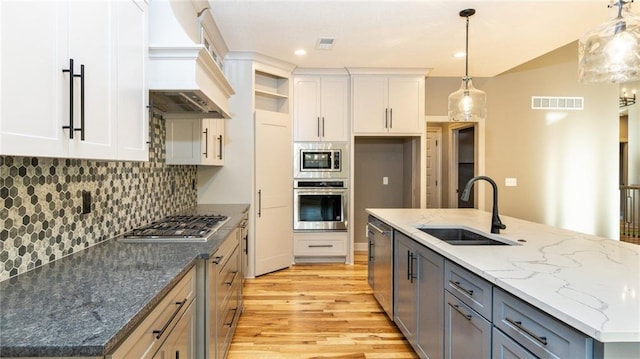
[[208, 0, 637, 77]]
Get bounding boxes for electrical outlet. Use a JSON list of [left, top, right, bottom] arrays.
[[505, 178, 517, 187], [82, 190, 91, 214], [383, 177, 389, 185]]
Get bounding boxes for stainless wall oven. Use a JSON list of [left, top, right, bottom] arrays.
[[294, 142, 348, 178], [294, 180, 347, 231]]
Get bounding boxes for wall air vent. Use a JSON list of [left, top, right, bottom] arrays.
[[531, 96, 584, 110], [316, 37, 335, 50]]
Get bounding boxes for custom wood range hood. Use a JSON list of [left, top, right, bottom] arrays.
[[148, 0, 234, 118]]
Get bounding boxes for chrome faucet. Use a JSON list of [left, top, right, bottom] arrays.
[[461, 176, 506, 234]]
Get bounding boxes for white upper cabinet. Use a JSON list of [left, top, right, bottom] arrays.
[[0, 0, 148, 161], [294, 75, 349, 142], [165, 117, 224, 166], [352, 74, 425, 135]]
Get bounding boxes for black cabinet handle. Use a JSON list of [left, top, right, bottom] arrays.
[[317, 116, 321, 137], [225, 271, 238, 286], [153, 298, 187, 339], [385, 108, 389, 128], [218, 134, 223, 159], [407, 250, 411, 281], [258, 190, 262, 218], [389, 108, 393, 129], [203, 128, 209, 158], [75, 64, 85, 140], [505, 317, 548, 346], [212, 256, 223, 264], [368, 238, 374, 261], [449, 302, 472, 320], [449, 280, 474, 297], [409, 252, 416, 283], [224, 308, 238, 327], [62, 59, 75, 139], [321, 116, 325, 137]]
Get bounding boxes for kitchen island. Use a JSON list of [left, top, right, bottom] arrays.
[[0, 204, 248, 358], [367, 208, 640, 358]]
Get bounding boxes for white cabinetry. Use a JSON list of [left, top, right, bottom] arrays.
[[351, 74, 425, 135], [294, 75, 349, 141], [0, 0, 148, 161], [166, 117, 224, 166]]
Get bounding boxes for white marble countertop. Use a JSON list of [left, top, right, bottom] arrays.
[[367, 208, 640, 343]]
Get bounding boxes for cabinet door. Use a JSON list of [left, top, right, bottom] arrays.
[[293, 77, 321, 141], [153, 300, 196, 359], [0, 1, 68, 157], [116, 0, 148, 161], [254, 109, 292, 276], [387, 77, 423, 134], [352, 76, 388, 134], [209, 118, 225, 166], [319, 76, 348, 141], [444, 290, 491, 359], [492, 328, 537, 359], [416, 246, 444, 359], [394, 233, 417, 342], [67, 0, 117, 159], [165, 119, 202, 165]]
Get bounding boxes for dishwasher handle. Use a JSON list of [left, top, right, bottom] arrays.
[[368, 222, 392, 237]]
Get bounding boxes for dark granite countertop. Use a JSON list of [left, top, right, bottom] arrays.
[[0, 204, 249, 358]]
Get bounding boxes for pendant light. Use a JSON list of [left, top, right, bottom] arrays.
[[578, 0, 640, 83], [448, 8, 487, 122]]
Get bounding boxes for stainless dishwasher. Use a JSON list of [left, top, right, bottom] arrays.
[[367, 215, 393, 319]]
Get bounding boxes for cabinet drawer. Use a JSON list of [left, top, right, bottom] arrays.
[[444, 290, 491, 359], [216, 244, 240, 305], [493, 327, 537, 359], [294, 238, 347, 256], [444, 260, 492, 320], [493, 288, 596, 359], [109, 266, 196, 359]]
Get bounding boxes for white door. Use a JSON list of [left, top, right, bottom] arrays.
[[388, 77, 422, 134], [254, 109, 293, 276], [293, 77, 321, 141], [67, 0, 117, 159], [426, 128, 442, 208], [0, 1, 68, 157], [320, 76, 349, 141], [116, 0, 148, 161], [352, 76, 388, 134]]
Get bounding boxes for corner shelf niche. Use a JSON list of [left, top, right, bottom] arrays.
[[254, 70, 289, 113]]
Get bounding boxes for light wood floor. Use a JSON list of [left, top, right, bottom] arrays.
[[228, 252, 417, 359]]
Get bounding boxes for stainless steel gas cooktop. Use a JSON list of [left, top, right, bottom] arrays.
[[118, 214, 229, 243]]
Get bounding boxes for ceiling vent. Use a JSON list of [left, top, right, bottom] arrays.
[[316, 37, 335, 50], [531, 96, 584, 110]]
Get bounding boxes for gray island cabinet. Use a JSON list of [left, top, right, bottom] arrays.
[[368, 208, 640, 359]]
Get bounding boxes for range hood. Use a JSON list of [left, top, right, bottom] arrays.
[[149, 45, 234, 118]]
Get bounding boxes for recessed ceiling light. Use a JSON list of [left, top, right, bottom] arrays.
[[295, 49, 307, 56], [453, 51, 466, 58]]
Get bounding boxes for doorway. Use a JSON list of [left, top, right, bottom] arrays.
[[426, 127, 442, 208], [448, 124, 477, 208]]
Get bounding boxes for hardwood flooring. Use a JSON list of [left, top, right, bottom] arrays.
[[228, 252, 417, 359]]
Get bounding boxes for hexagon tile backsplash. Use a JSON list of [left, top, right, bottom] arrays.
[[0, 117, 198, 281]]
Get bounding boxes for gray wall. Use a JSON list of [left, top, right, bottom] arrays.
[[425, 42, 620, 239], [354, 138, 412, 244], [0, 116, 198, 281]]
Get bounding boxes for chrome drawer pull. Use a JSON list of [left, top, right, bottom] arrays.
[[449, 280, 474, 297], [449, 302, 472, 320], [308, 244, 333, 248], [153, 298, 187, 339], [505, 317, 548, 346]]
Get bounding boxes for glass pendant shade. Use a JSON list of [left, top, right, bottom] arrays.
[[448, 77, 487, 121], [578, 3, 640, 83]]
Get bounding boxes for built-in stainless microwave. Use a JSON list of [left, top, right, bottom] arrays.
[[294, 142, 348, 178]]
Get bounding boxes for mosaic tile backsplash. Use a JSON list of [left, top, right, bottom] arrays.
[[0, 116, 198, 281]]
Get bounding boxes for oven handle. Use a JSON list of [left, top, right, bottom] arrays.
[[294, 188, 347, 195]]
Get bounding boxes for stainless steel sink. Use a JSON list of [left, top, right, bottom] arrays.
[[419, 227, 513, 246]]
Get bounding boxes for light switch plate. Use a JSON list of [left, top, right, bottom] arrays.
[[505, 178, 517, 187], [383, 177, 389, 185]]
